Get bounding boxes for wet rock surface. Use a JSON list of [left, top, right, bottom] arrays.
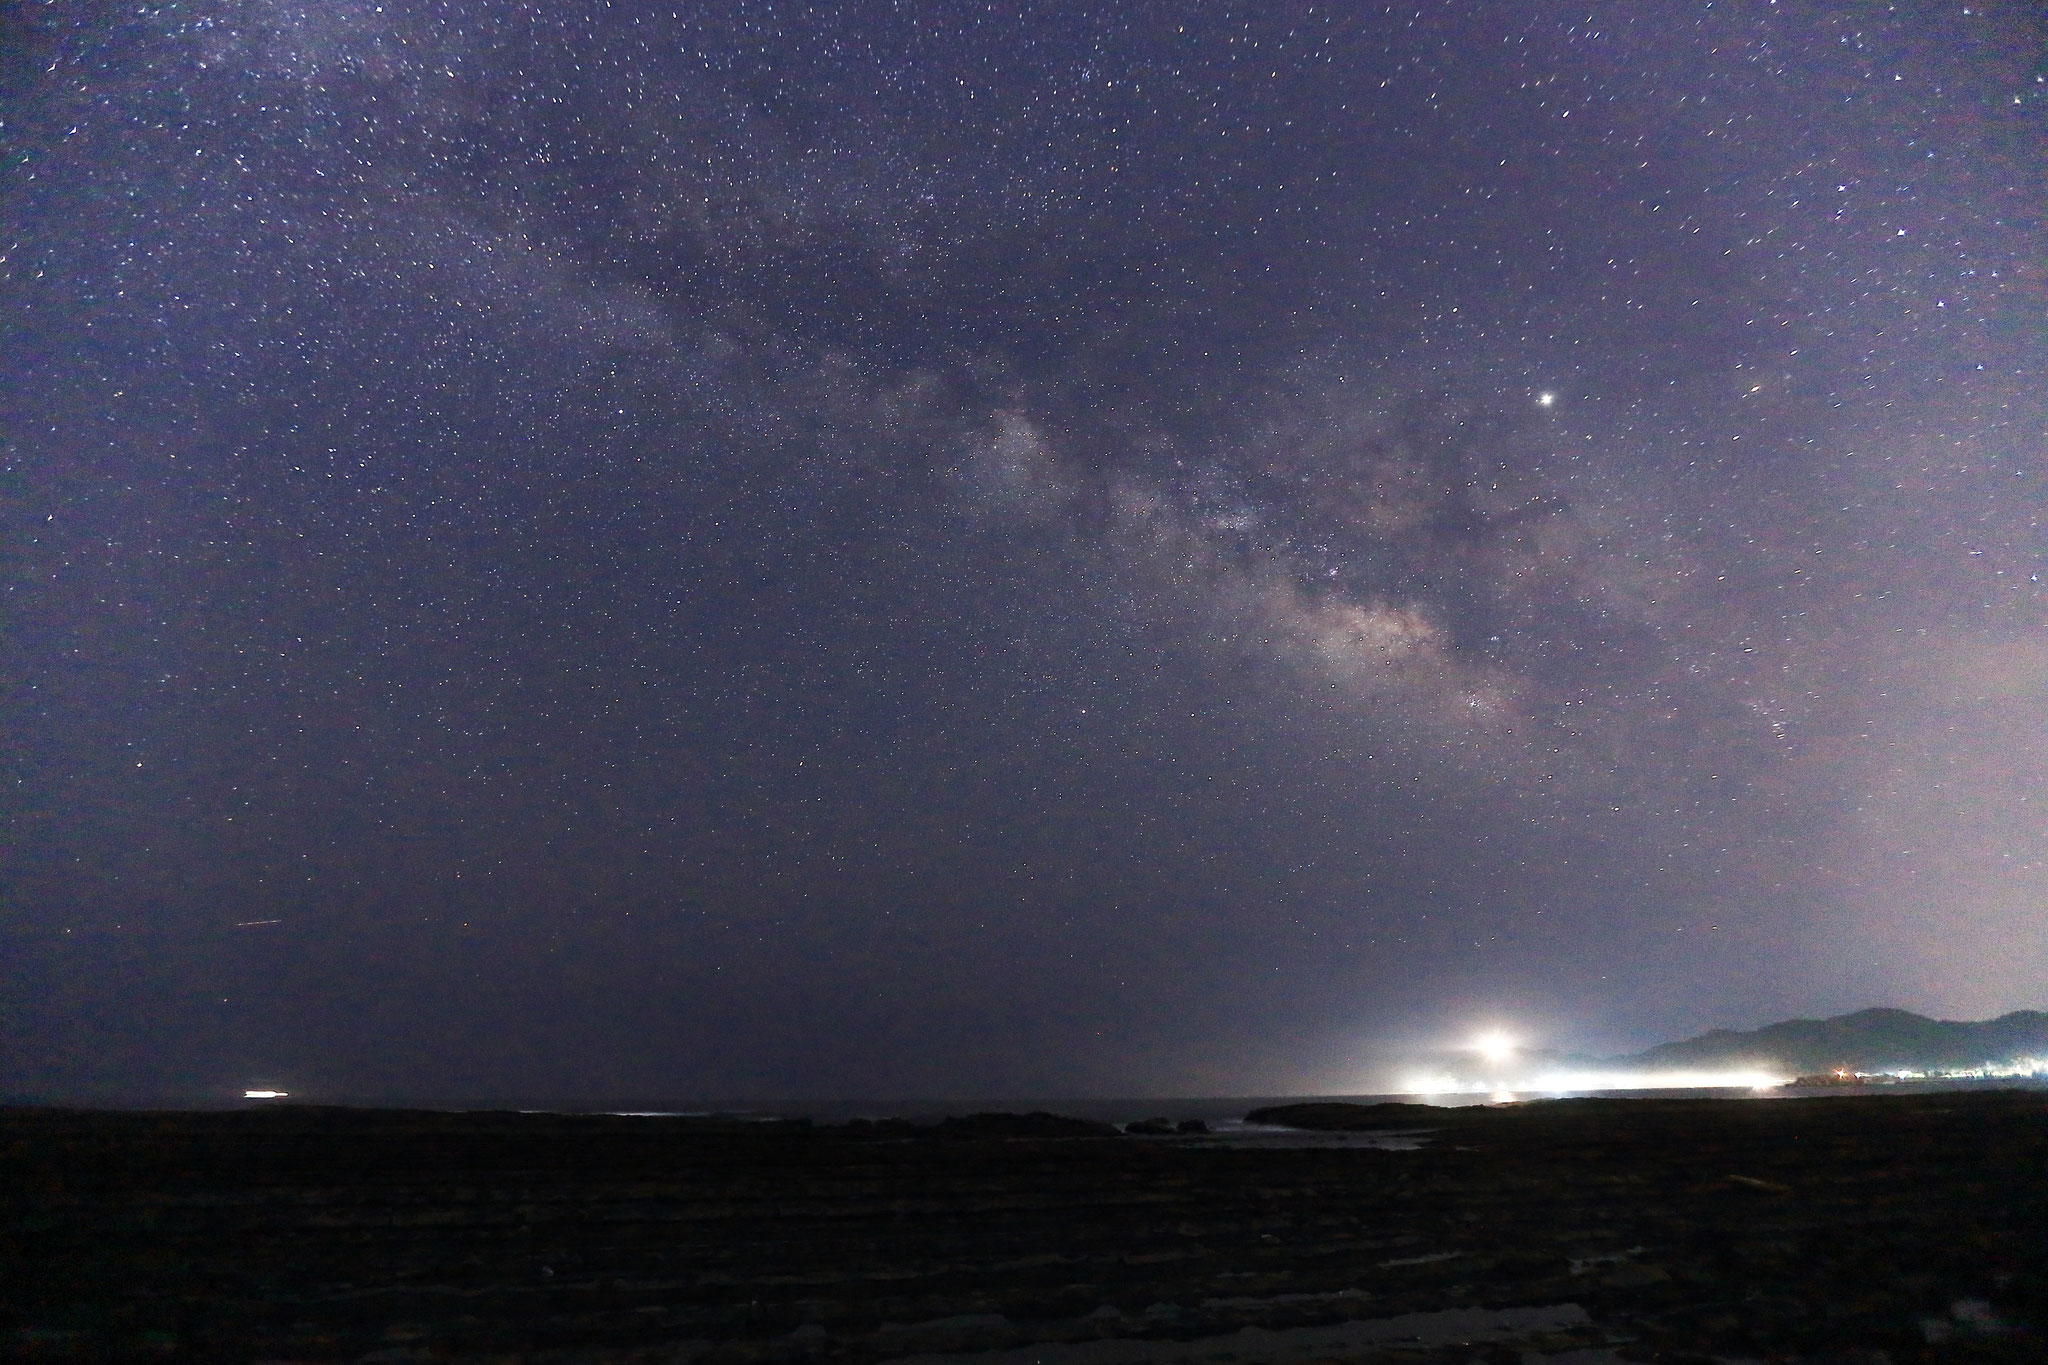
[[4, 1092, 2046, 1363]]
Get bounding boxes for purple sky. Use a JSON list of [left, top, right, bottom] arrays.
[[7, 0, 2046, 1104]]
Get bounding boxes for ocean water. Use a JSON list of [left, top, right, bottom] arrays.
[[114, 1073, 2041, 1118], [608, 1075, 2048, 1136]]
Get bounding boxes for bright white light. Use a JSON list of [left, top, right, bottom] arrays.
[[1400, 1072, 1461, 1095], [1472, 1031, 1517, 1065], [244, 1090, 288, 1099], [1536, 392, 1556, 407]]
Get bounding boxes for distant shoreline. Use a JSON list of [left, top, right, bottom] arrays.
[[10, 1073, 2047, 1128]]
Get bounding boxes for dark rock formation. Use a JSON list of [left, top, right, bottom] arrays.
[[931, 1110, 1123, 1139], [7, 1092, 2048, 1363]]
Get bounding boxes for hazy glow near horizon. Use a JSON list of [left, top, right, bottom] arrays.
[[1471, 1031, 1517, 1065], [1401, 1068, 1787, 1095], [244, 1090, 288, 1099]]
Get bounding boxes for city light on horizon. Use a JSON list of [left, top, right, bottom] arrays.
[[1399, 1067, 1789, 1097], [1471, 1030, 1518, 1066]]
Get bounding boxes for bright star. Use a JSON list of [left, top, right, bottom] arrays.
[[1536, 392, 1555, 407]]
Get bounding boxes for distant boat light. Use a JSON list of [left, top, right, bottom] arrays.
[[244, 1090, 288, 1099]]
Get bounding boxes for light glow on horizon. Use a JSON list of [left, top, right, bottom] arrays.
[[1400, 1067, 1788, 1096], [1471, 1030, 1517, 1066], [244, 1089, 289, 1099], [1829, 1059, 2048, 1081]]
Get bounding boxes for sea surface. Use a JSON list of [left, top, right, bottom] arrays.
[[609, 1075, 2048, 1136], [42, 1074, 2041, 1118]]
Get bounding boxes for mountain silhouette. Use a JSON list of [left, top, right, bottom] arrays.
[[1615, 1007, 2048, 1076]]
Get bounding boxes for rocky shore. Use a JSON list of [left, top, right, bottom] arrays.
[[5, 1091, 2045, 1363]]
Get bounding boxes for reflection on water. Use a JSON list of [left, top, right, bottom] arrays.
[[1188, 1119, 1430, 1150]]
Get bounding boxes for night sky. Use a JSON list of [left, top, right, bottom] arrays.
[[7, 0, 2046, 1106]]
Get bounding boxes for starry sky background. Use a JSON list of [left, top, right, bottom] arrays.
[[7, 0, 2046, 1105]]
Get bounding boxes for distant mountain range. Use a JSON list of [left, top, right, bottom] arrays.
[[1617, 1007, 2048, 1076]]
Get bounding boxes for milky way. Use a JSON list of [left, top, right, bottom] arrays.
[[7, 1, 2046, 1103]]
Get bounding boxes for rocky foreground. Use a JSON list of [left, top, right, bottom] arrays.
[[5, 1092, 2046, 1363]]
